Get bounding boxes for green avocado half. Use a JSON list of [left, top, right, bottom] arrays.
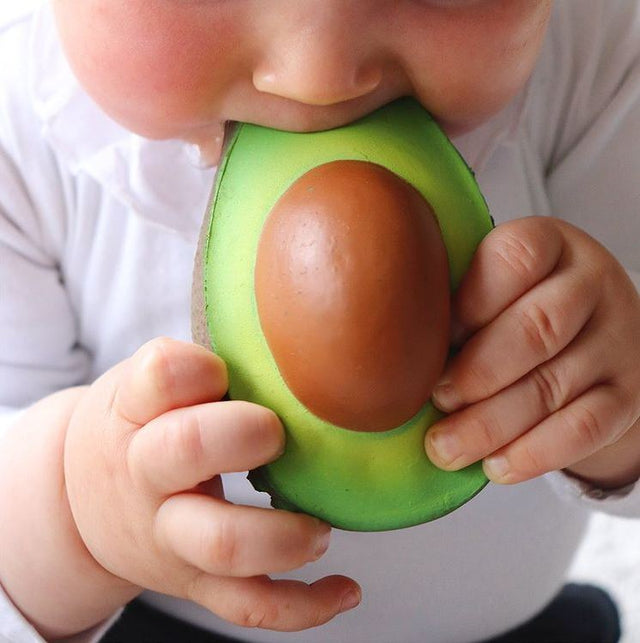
[[193, 97, 493, 531]]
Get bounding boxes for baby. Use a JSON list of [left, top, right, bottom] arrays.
[[0, 1, 639, 642]]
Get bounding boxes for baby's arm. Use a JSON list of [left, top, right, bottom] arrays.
[[0, 339, 359, 639], [0, 386, 138, 638]]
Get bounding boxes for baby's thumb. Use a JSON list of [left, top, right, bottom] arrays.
[[112, 337, 228, 427]]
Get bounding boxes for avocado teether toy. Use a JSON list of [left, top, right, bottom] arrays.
[[192, 97, 493, 531]]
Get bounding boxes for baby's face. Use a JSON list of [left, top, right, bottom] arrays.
[[53, 0, 552, 160]]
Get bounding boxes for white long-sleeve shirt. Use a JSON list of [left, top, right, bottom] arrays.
[[1, 2, 639, 642]]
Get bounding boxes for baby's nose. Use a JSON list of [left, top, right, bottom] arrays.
[[253, 24, 381, 106]]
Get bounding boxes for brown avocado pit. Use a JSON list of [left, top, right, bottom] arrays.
[[254, 160, 450, 433]]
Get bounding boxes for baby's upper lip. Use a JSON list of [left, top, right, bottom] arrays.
[[231, 89, 408, 135]]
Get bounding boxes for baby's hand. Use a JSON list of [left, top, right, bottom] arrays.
[[426, 217, 640, 487], [65, 338, 359, 631]]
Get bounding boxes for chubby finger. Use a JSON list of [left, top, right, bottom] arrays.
[[483, 383, 634, 484], [155, 493, 332, 577], [426, 320, 612, 470], [427, 337, 591, 470], [113, 338, 228, 427], [128, 400, 283, 494], [433, 263, 597, 413], [190, 573, 361, 631], [453, 218, 564, 337]]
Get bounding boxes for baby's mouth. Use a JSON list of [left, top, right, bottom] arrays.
[[204, 92, 412, 166], [220, 120, 239, 157], [187, 121, 238, 169]]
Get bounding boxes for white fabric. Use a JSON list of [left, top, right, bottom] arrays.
[[0, 583, 43, 643], [0, 1, 639, 642], [0, 583, 119, 643]]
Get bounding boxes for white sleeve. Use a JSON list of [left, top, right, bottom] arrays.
[[0, 582, 43, 643], [0, 581, 121, 643], [545, 471, 640, 519], [0, 51, 92, 641], [536, 1, 640, 517], [0, 131, 91, 411]]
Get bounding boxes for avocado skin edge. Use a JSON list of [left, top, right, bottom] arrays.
[[248, 468, 490, 530], [200, 97, 493, 532]]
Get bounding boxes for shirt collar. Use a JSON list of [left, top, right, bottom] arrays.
[[27, 2, 215, 242]]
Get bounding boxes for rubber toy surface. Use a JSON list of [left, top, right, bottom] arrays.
[[192, 97, 493, 531]]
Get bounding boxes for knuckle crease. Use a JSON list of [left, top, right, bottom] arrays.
[[531, 363, 565, 413], [520, 303, 561, 358]]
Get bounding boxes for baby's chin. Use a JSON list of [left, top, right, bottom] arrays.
[[432, 112, 497, 139]]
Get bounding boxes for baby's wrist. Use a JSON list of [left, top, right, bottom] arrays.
[[564, 417, 640, 489], [0, 387, 139, 638]]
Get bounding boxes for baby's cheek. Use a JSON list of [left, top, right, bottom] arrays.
[[392, 0, 551, 132], [53, 0, 248, 137]]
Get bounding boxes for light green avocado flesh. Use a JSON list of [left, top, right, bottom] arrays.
[[202, 97, 493, 531]]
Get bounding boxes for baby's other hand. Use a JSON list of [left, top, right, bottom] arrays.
[[426, 217, 640, 487], [65, 338, 359, 631]]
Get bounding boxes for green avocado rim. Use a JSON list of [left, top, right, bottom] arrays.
[[201, 97, 493, 531]]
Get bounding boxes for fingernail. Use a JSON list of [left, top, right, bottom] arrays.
[[428, 429, 462, 467], [484, 455, 511, 482], [432, 381, 461, 413], [340, 588, 361, 613], [267, 436, 286, 464], [313, 523, 332, 560]]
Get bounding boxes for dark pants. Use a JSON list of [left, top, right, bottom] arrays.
[[102, 583, 621, 643], [478, 584, 621, 643]]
